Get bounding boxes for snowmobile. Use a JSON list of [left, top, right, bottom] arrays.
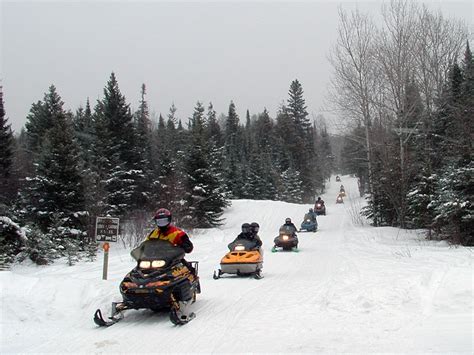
[[336, 175, 341, 182], [339, 185, 346, 197], [314, 202, 326, 216], [213, 238, 263, 280], [272, 226, 299, 252], [336, 195, 344, 204], [93, 239, 201, 327], [300, 217, 317, 232]]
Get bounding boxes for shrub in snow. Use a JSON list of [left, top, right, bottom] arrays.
[[0, 216, 27, 264]]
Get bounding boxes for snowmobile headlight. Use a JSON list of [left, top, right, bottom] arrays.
[[282, 235, 289, 241], [234, 245, 246, 251], [139, 261, 151, 269], [306, 219, 310, 222], [151, 260, 166, 268]]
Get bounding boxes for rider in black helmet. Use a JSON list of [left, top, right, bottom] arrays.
[[280, 217, 297, 236], [249, 222, 263, 249], [230, 222, 262, 250]]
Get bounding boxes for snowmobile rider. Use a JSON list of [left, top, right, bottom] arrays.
[[315, 196, 325, 207], [304, 208, 318, 223], [146, 208, 193, 252], [340, 185, 345, 192], [280, 217, 298, 236], [249, 222, 263, 251], [230, 223, 262, 250], [146, 208, 195, 273]]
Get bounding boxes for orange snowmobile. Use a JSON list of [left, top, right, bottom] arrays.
[[213, 238, 263, 279]]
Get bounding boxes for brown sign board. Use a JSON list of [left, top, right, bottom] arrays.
[[95, 217, 120, 242]]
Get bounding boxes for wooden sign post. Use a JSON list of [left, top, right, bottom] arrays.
[[95, 217, 119, 280]]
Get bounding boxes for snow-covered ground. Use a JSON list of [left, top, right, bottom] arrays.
[[1, 176, 472, 354]]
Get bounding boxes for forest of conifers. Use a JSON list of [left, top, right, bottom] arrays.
[[0, 1, 472, 266]]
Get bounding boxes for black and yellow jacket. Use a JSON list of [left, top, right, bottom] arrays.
[[146, 225, 193, 253]]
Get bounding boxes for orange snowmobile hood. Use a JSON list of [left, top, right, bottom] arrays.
[[220, 250, 263, 265]]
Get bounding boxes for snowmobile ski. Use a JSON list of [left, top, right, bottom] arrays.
[[93, 306, 124, 327]]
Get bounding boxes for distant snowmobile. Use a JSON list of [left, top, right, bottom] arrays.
[[339, 185, 346, 197], [314, 202, 326, 216], [93, 239, 200, 327], [299, 211, 318, 232], [214, 238, 263, 279], [336, 195, 344, 204]]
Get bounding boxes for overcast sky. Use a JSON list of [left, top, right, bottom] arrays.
[[1, 0, 472, 133]]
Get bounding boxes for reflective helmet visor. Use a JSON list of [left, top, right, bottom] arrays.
[[155, 217, 170, 227]]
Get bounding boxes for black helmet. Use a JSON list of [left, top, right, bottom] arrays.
[[241, 223, 251, 233], [317, 197, 321, 201], [250, 222, 259, 233], [153, 208, 172, 228], [309, 208, 314, 213], [285, 217, 291, 224]]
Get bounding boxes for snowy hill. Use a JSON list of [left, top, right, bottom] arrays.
[[1, 176, 472, 353]]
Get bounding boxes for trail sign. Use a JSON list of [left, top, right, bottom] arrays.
[[95, 217, 120, 242]]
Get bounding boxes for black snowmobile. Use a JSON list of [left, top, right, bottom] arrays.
[[272, 225, 299, 252], [93, 239, 200, 327]]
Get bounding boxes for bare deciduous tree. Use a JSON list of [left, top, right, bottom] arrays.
[[328, 7, 379, 199]]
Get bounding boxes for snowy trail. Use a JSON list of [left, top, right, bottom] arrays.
[[1, 176, 472, 354]]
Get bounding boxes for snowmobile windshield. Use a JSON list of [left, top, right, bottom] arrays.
[[131, 239, 185, 263], [279, 225, 296, 235], [228, 238, 259, 251]]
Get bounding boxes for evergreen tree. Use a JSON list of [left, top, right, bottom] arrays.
[[71, 99, 98, 214], [459, 42, 473, 164], [0, 86, 14, 206], [223, 101, 243, 197], [278, 168, 303, 203], [286, 79, 316, 201], [25, 86, 61, 154], [253, 109, 278, 199], [184, 102, 228, 227], [133, 84, 153, 209], [20, 87, 86, 234], [206, 102, 222, 146], [430, 161, 473, 246], [94, 73, 143, 216]]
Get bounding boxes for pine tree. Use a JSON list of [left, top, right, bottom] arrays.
[[72, 99, 98, 214], [430, 161, 473, 245], [133, 84, 153, 209], [459, 41, 473, 164], [223, 101, 243, 197], [286, 79, 316, 201], [184, 102, 228, 227], [94, 73, 143, 216], [26, 85, 73, 154], [0, 86, 14, 206], [278, 168, 303, 203], [206, 102, 222, 146], [21, 87, 86, 233]]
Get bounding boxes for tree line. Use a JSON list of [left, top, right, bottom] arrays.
[[0, 77, 333, 264], [331, 1, 472, 246]]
